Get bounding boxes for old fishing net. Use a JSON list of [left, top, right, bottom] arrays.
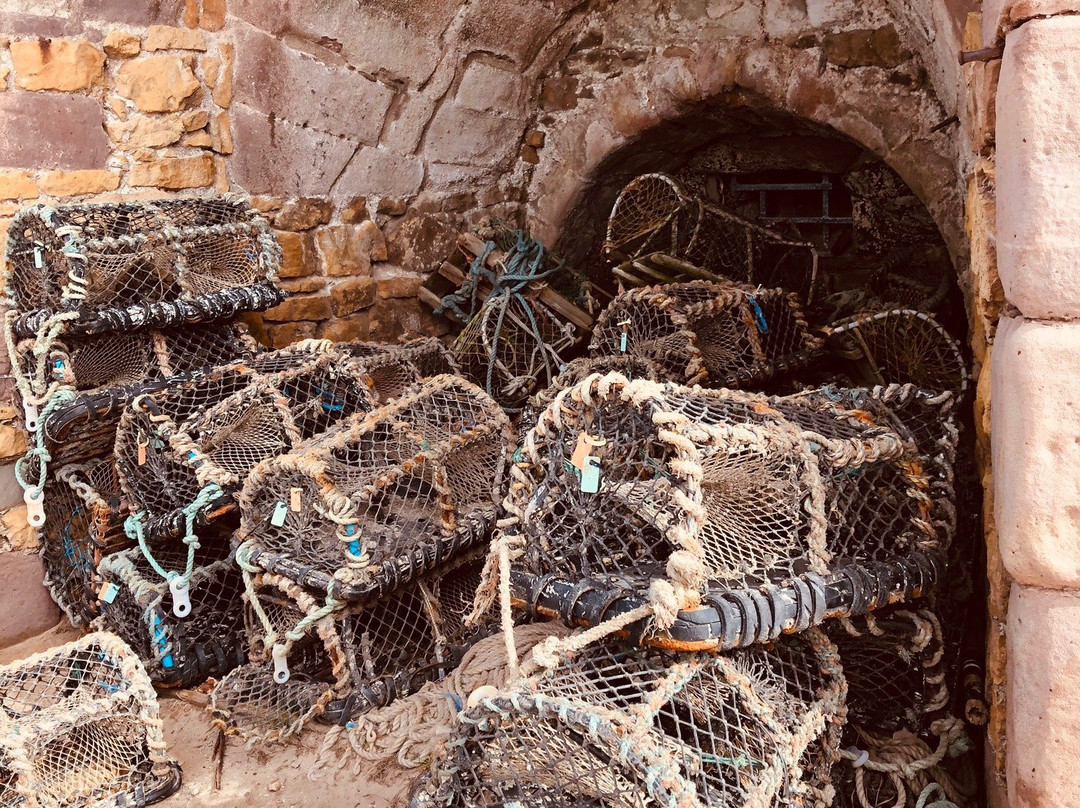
[[413, 629, 845, 808], [94, 528, 246, 688], [589, 280, 822, 388], [824, 309, 968, 397], [236, 374, 513, 600], [212, 553, 494, 744], [604, 173, 819, 302], [499, 372, 939, 650], [115, 343, 377, 542], [0, 632, 181, 808], [40, 459, 130, 627], [341, 337, 461, 403], [2, 197, 283, 336]]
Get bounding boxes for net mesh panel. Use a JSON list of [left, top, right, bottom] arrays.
[[40, 459, 130, 627], [507, 373, 935, 599], [115, 346, 377, 540], [236, 374, 513, 599], [604, 173, 819, 302], [588, 281, 822, 388], [94, 529, 246, 688], [825, 309, 968, 397], [3, 198, 279, 315], [211, 555, 494, 743], [340, 338, 461, 403], [416, 630, 844, 808], [0, 633, 179, 808]]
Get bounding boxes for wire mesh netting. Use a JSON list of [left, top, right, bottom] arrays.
[[604, 173, 820, 302], [340, 337, 461, 403], [413, 629, 845, 808], [3, 198, 281, 325], [589, 281, 822, 388], [501, 372, 940, 648], [114, 344, 378, 541], [0, 632, 181, 808], [236, 374, 513, 600], [94, 528, 246, 688], [211, 553, 494, 744], [40, 459, 130, 627]]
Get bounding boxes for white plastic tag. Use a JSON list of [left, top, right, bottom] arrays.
[[33, 246, 43, 269], [270, 501, 288, 527], [99, 582, 120, 604], [466, 684, 499, 709], [272, 643, 290, 684], [22, 401, 38, 433], [580, 456, 601, 494], [23, 488, 45, 527], [169, 577, 191, 618], [845, 747, 870, 768]]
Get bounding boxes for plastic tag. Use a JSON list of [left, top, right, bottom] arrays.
[[748, 295, 769, 334], [169, 577, 191, 618], [570, 433, 591, 470], [137, 431, 149, 466], [24, 488, 45, 528], [580, 456, 601, 494], [620, 332, 628, 352], [272, 643, 290, 684], [845, 747, 870, 768], [289, 487, 303, 512], [270, 501, 288, 527], [22, 401, 38, 433], [98, 582, 120, 604], [33, 246, 43, 269]]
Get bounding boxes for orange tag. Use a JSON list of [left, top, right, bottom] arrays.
[[137, 431, 149, 466], [289, 487, 303, 512], [570, 433, 591, 470]]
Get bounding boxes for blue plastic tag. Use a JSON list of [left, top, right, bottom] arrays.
[[270, 501, 288, 527], [580, 456, 601, 493], [620, 332, 628, 352], [100, 583, 120, 604]]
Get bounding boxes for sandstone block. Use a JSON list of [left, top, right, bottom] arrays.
[[11, 39, 105, 91], [251, 195, 284, 213], [0, 171, 38, 201], [211, 111, 233, 154], [376, 275, 422, 300], [333, 146, 424, 201], [384, 212, 457, 275], [376, 198, 408, 216], [262, 293, 332, 322], [182, 109, 209, 131], [456, 60, 524, 114], [0, 465, 22, 510], [341, 197, 368, 223], [0, 422, 27, 461], [108, 115, 185, 148], [275, 230, 315, 279], [238, 312, 270, 346], [80, 0, 186, 26], [144, 25, 206, 52], [820, 25, 911, 68], [983, 0, 1080, 45], [541, 76, 579, 112], [280, 277, 325, 294], [331, 277, 376, 316], [993, 316, 1080, 587], [116, 55, 200, 113], [38, 170, 121, 196], [1, 506, 38, 551], [267, 321, 318, 348], [129, 154, 214, 189], [0, 552, 58, 648], [103, 30, 140, 58], [316, 222, 386, 277], [181, 131, 212, 147], [423, 102, 522, 167], [212, 43, 233, 108], [368, 298, 450, 342], [318, 312, 370, 342], [1007, 584, 1080, 807], [275, 198, 332, 232], [0, 93, 110, 170], [997, 17, 1080, 318], [200, 0, 226, 31]]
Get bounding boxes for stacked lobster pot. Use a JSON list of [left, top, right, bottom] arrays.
[[209, 374, 514, 743], [2, 198, 284, 635]]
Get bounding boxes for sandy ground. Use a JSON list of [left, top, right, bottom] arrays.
[[0, 624, 414, 808]]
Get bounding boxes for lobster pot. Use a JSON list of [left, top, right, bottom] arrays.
[[414, 630, 844, 808], [506, 374, 938, 642], [115, 346, 377, 541], [824, 309, 968, 397], [3, 198, 282, 331], [0, 632, 181, 808], [211, 554, 493, 744], [604, 173, 819, 302], [94, 531, 246, 688], [342, 337, 461, 403], [589, 281, 822, 388], [13, 320, 256, 401], [40, 459, 130, 626], [236, 374, 512, 600]]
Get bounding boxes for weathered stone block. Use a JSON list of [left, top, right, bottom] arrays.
[[262, 293, 332, 322], [318, 312, 370, 343], [1007, 584, 1080, 808], [1, 506, 37, 552], [103, 30, 140, 58], [275, 230, 315, 279], [11, 38, 104, 91], [79, 0, 185, 27], [38, 170, 120, 196], [456, 59, 524, 114], [333, 146, 425, 201], [316, 222, 385, 277], [340, 197, 368, 223], [267, 320, 317, 348], [820, 25, 911, 68], [331, 277, 376, 316], [143, 25, 206, 52], [108, 115, 185, 148], [212, 43, 233, 108], [997, 17, 1080, 318], [0, 171, 38, 201], [458, 0, 560, 66], [115, 55, 200, 112], [230, 103, 357, 197], [279, 277, 325, 294], [182, 109, 208, 131], [982, 0, 1080, 45], [0, 552, 58, 648], [200, 0, 226, 31], [0, 465, 22, 510], [129, 154, 214, 189], [368, 298, 450, 342], [423, 103, 522, 167], [0, 93, 110, 170], [0, 421, 27, 462], [275, 198, 332, 232], [376, 275, 422, 300], [385, 211, 458, 275], [993, 316, 1080, 588], [211, 111, 233, 154], [238, 311, 270, 346]]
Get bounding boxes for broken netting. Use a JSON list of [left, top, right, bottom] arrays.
[[497, 372, 944, 650], [604, 173, 819, 303], [0, 632, 181, 808], [413, 629, 844, 808], [589, 280, 822, 387], [340, 337, 461, 403], [235, 374, 513, 600]]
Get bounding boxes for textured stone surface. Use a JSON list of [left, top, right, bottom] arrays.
[[341, 197, 369, 223], [129, 154, 214, 188], [820, 25, 911, 68], [0, 171, 38, 201], [103, 30, 140, 58], [997, 17, 1080, 318], [275, 230, 315, 278], [275, 197, 332, 231], [212, 43, 233, 108], [318, 312, 370, 342], [262, 293, 332, 322], [376, 274, 422, 299], [0, 423, 27, 462], [1008, 584, 1080, 808], [983, 0, 1080, 45], [115, 55, 200, 112], [37, 170, 120, 196], [143, 25, 206, 51], [331, 277, 376, 316], [1, 507, 37, 552], [422, 102, 522, 167], [456, 59, 524, 113], [0, 465, 21, 510], [316, 222, 385, 277], [108, 115, 185, 148], [80, 0, 185, 26], [0, 93, 110, 170], [11, 38, 104, 91], [333, 146, 425, 201], [266, 320, 317, 347], [0, 552, 57, 648], [368, 298, 451, 341]]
